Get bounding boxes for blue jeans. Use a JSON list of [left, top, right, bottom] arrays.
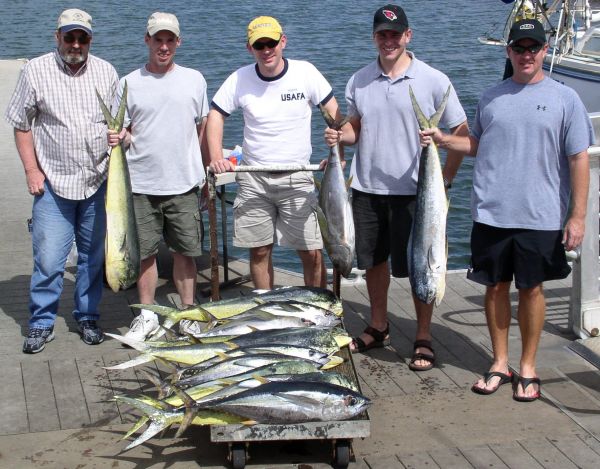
[[29, 182, 106, 328]]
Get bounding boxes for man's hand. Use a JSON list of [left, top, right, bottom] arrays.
[[107, 128, 127, 148], [324, 127, 342, 147], [25, 167, 45, 196], [419, 128, 443, 147], [563, 216, 585, 252], [209, 158, 234, 174]]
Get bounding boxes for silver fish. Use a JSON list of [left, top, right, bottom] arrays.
[[408, 85, 451, 306], [316, 106, 355, 278]]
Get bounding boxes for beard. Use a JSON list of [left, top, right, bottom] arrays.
[[60, 51, 86, 65]]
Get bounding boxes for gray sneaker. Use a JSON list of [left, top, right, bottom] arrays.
[[23, 327, 55, 354], [78, 320, 104, 345], [179, 319, 205, 337]]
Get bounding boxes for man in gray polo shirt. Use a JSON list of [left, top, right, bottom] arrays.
[[326, 4, 467, 368]]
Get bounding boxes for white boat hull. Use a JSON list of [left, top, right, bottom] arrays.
[[543, 57, 600, 114]]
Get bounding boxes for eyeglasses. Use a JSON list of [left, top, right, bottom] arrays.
[[63, 34, 91, 45], [252, 39, 280, 50], [509, 44, 543, 55]]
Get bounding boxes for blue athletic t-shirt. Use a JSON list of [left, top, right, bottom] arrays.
[[471, 77, 594, 230]]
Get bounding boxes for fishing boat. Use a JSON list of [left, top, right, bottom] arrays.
[[479, 0, 600, 114]]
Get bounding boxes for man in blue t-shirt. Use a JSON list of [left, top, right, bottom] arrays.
[[421, 19, 594, 402]]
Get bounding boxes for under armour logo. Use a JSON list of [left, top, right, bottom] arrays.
[[537, 105, 547, 111]]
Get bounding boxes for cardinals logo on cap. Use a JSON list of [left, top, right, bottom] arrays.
[[383, 9, 398, 21]]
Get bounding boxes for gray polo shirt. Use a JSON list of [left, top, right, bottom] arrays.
[[346, 52, 466, 195]]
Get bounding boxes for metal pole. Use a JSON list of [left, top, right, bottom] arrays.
[[207, 170, 220, 301]]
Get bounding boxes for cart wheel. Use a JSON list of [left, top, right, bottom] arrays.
[[334, 439, 351, 468], [231, 442, 246, 469]]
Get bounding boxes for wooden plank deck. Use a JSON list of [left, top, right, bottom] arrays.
[[1, 58, 600, 468]]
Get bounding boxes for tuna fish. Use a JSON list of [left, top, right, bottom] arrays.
[[408, 86, 451, 306], [96, 81, 140, 292], [316, 106, 355, 278]]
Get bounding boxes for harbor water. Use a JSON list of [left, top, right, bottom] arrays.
[[2, 0, 512, 272]]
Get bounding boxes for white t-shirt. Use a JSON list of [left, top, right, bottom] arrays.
[[211, 58, 333, 166], [117, 64, 209, 195]]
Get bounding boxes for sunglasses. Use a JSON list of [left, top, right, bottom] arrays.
[[252, 39, 280, 50], [63, 34, 91, 45], [509, 43, 543, 54]]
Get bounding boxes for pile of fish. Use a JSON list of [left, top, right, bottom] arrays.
[[105, 286, 371, 450]]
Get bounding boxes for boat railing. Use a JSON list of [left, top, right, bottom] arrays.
[[569, 113, 600, 338]]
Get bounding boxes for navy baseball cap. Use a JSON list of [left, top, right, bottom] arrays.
[[508, 19, 546, 45]]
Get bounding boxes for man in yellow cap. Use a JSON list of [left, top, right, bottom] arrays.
[[207, 16, 341, 289], [5, 8, 118, 352]]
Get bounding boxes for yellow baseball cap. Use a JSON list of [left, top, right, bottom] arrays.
[[247, 16, 282, 46]]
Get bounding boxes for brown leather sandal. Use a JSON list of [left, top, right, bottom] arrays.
[[408, 339, 436, 371], [350, 323, 390, 354]]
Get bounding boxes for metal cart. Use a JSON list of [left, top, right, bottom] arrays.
[[209, 347, 370, 469]]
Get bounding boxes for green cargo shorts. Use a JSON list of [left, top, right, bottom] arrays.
[[133, 188, 202, 259]]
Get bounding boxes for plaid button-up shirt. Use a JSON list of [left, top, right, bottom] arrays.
[[5, 50, 119, 200]]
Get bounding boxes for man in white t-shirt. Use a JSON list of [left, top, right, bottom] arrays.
[[108, 12, 209, 340], [207, 16, 340, 289]]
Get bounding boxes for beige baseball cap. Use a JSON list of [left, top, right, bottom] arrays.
[[147, 12, 180, 37], [57, 8, 92, 35]]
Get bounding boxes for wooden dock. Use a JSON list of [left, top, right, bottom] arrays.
[[2, 58, 600, 468]]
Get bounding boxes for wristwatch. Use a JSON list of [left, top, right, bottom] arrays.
[[443, 177, 452, 190]]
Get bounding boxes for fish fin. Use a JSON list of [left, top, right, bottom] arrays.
[[104, 332, 150, 352], [345, 176, 353, 190], [114, 80, 128, 132], [214, 351, 229, 360], [274, 392, 323, 408], [314, 178, 321, 192], [252, 375, 270, 384], [95, 88, 115, 129], [123, 416, 148, 439], [124, 419, 169, 451], [242, 419, 258, 426], [429, 86, 452, 128], [103, 352, 154, 370], [176, 407, 197, 438], [224, 341, 239, 350], [253, 298, 266, 305], [321, 355, 345, 370], [248, 326, 260, 332], [315, 205, 329, 243], [139, 368, 162, 390], [408, 86, 430, 130], [318, 104, 336, 128]]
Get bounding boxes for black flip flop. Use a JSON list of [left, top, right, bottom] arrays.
[[513, 376, 541, 402], [471, 371, 513, 395]]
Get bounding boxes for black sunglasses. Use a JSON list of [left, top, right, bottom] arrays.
[[252, 39, 280, 50], [63, 33, 91, 45], [509, 43, 543, 54]]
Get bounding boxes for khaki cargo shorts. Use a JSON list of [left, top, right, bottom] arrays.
[[133, 188, 202, 259], [232, 171, 322, 250]]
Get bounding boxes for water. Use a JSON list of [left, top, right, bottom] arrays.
[[1, 0, 512, 272]]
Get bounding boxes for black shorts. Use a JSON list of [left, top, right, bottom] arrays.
[[467, 222, 571, 289], [352, 189, 415, 278]]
